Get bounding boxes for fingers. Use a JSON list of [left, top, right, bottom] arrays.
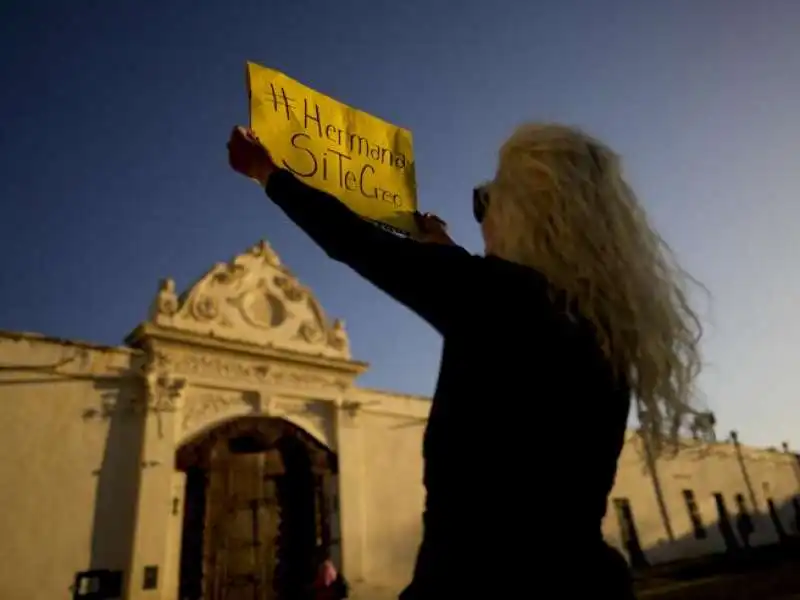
[[234, 126, 262, 146], [424, 213, 447, 227], [230, 125, 244, 142], [228, 126, 251, 173], [227, 124, 276, 184], [229, 126, 260, 146], [227, 125, 259, 160], [413, 212, 448, 233], [245, 128, 260, 143]]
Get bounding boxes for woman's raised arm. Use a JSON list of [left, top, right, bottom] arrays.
[[264, 169, 473, 333]]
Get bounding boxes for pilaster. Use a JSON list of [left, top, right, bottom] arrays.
[[124, 370, 187, 600], [334, 399, 367, 582]]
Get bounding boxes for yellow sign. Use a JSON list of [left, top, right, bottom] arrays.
[[247, 62, 417, 235]]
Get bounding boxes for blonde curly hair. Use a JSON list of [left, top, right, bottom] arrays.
[[486, 123, 704, 453]]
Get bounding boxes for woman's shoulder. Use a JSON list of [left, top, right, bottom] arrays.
[[474, 254, 554, 302], [474, 255, 603, 339]]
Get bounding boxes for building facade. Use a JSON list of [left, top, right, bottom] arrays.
[[0, 240, 798, 600]]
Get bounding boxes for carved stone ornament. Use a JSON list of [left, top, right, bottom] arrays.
[[142, 362, 188, 413], [181, 390, 252, 433], [149, 278, 179, 319], [155, 350, 351, 391], [179, 391, 334, 449], [149, 240, 351, 359]]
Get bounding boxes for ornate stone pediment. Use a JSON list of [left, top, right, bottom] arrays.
[[148, 240, 351, 359]]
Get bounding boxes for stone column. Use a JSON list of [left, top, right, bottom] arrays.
[[334, 399, 367, 583], [125, 375, 186, 600]]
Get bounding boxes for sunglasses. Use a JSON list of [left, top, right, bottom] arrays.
[[473, 184, 490, 224]]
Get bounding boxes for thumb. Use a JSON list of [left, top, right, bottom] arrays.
[[420, 212, 447, 231]]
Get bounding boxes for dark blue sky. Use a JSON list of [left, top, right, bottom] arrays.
[[2, 1, 799, 447]]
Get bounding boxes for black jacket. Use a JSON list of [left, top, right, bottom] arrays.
[[265, 170, 634, 598]]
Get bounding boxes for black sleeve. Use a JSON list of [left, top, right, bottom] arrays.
[[264, 169, 474, 333]]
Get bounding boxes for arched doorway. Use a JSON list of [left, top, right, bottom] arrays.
[[176, 416, 338, 600]]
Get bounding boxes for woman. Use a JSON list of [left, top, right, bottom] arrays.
[[227, 123, 702, 599]]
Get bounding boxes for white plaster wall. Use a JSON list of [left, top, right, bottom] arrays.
[[346, 389, 430, 600], [1, 330, 798, 600], [604, 435, 669, 558], [605, 434, 800, 565], [343, 389, 800, 597], [0, 334, 142, 600]]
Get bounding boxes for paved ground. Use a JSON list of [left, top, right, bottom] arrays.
[[635, 544, 800, 599], [351, 544, 800, 599]]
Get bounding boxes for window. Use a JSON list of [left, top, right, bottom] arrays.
[[613, 497, 637, 544], [682, 489, 707, 539], [612, 497, 649, 568]]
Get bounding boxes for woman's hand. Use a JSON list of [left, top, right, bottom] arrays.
[[227, 126, 276, 186], [412, 212, 456, 245]]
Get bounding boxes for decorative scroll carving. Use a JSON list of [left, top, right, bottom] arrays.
[[260, 395, 294, 418], [156, 350, 351, 391], [268, 369, 350, 390], [178, 391, 334, 450], [142, 362, 187, 413], [164, 352, 271, 382], [258, 396, 332, 442], [182, 391, 253, 432], [82, 361, 186, 424], [148, 240, 351, 359]]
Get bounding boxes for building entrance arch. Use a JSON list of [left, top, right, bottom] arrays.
[[175, 416, 339, 600]]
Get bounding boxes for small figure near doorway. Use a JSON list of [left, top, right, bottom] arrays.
[[734, 494, 754, 549], [311, 549, 348, 600]]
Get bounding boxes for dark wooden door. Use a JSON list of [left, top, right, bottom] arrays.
[[177, 419, 336, 600], [203, 443, 283, 600]]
